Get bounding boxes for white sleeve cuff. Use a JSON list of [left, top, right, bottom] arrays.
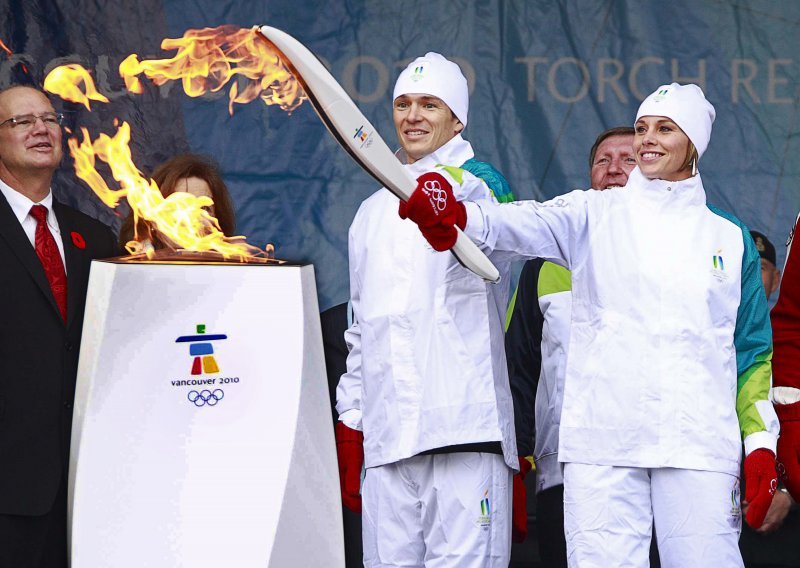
[[338, 409, 362, 431], [744, 430, 778, 456], [772, 386, 800, 404]]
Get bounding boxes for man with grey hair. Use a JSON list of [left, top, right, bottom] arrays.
[[0, 84, 116, 567], [335, 53, 517, 566]]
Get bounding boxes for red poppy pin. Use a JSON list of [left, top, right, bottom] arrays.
[[71, 231, 86, 249]]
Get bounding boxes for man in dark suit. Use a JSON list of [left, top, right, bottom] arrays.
[[0, 85, 117, 567]]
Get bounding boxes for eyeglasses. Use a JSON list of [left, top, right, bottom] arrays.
[[0, 112, 64, 130]]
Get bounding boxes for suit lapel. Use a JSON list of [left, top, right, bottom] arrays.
[[53, 201, 87, 330], [0, 190, 64, 320]]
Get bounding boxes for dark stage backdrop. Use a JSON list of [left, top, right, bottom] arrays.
[[2, 0, 798, 309]]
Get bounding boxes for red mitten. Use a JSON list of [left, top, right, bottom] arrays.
[[776, 401, 800, 501], [399, 171, 466, 251], [335, 421, 364, 513], [744, 448, 778, 529], [512, 457, 533, 543]]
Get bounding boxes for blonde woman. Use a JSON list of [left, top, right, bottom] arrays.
[[402, 83, 779, 567]]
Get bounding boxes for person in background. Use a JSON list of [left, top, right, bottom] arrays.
[[0, 84, 117, 567], [506, 126, 636, 567], [735, 214, 800, 568], [587, 126, 638, 190], [402, 82, 779, 567], [335, 52, 517, 567], [751, 231, 781, 300], [739, 228, 800, 568], [118, 153, 236, 250], [773, 213, 800, 501]]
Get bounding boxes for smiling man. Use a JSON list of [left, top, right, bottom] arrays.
[[335, 53, 518, 567], [589, 126, 636, 190], [0, 85, 116, 567]]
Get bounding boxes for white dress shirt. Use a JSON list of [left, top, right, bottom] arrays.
[[0, 178, 67, 270]]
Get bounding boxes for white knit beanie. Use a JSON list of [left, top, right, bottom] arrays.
[[393, 52, 469, 127], [635, 83, 716, 159]]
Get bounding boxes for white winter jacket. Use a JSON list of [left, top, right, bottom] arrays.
[[467, 167, 778, 476], [336, 135, 517, 470]]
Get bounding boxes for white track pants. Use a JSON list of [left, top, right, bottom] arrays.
[[563, 464, 743, 568], [362, 452, 511, 568]]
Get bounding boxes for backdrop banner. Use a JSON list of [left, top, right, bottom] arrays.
[[2, 0, 798, 309]]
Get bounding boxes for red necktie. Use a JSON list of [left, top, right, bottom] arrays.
[[30, 205, 68, 321]]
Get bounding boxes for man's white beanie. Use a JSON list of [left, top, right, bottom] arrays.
[[393, 52, 469, 128], [635, 83, 716, 159]]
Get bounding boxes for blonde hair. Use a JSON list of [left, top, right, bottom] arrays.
[[681, 141, 698, 173]]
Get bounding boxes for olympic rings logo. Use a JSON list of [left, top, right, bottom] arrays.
[[421, 179, 448, 211], [188, 389, 225, 407]]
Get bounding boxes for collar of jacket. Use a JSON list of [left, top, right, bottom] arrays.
[[395, 134, 475, 175], [626, 166, 707, 207]]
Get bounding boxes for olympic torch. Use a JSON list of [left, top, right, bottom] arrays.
[[256, 26, 501, 284]]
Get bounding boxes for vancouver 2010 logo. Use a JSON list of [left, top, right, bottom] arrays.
[[174, 324, 239, 407], [176, 324, 228, 375]]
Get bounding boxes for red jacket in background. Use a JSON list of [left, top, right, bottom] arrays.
[[772, 214, 800, 393]]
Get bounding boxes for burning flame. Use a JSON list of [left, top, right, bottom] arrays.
[[69, 122, 266, 260], [41, 25, 307, 262], [43, 64, 109, 110], [119, 25, 305, 115]]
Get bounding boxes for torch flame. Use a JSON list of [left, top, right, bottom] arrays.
[[43, 26, 303, 262], [119, 25, 305, 115], [43, 64, 109, 110], [69, 122, 266, 261]]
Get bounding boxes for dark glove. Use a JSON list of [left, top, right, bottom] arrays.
[[776, 401, 800, 501], [744, 448, 778, 529], [512, 456, 533, 543], [335, 421, 364, 513], [399, 171, 466, 251]]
